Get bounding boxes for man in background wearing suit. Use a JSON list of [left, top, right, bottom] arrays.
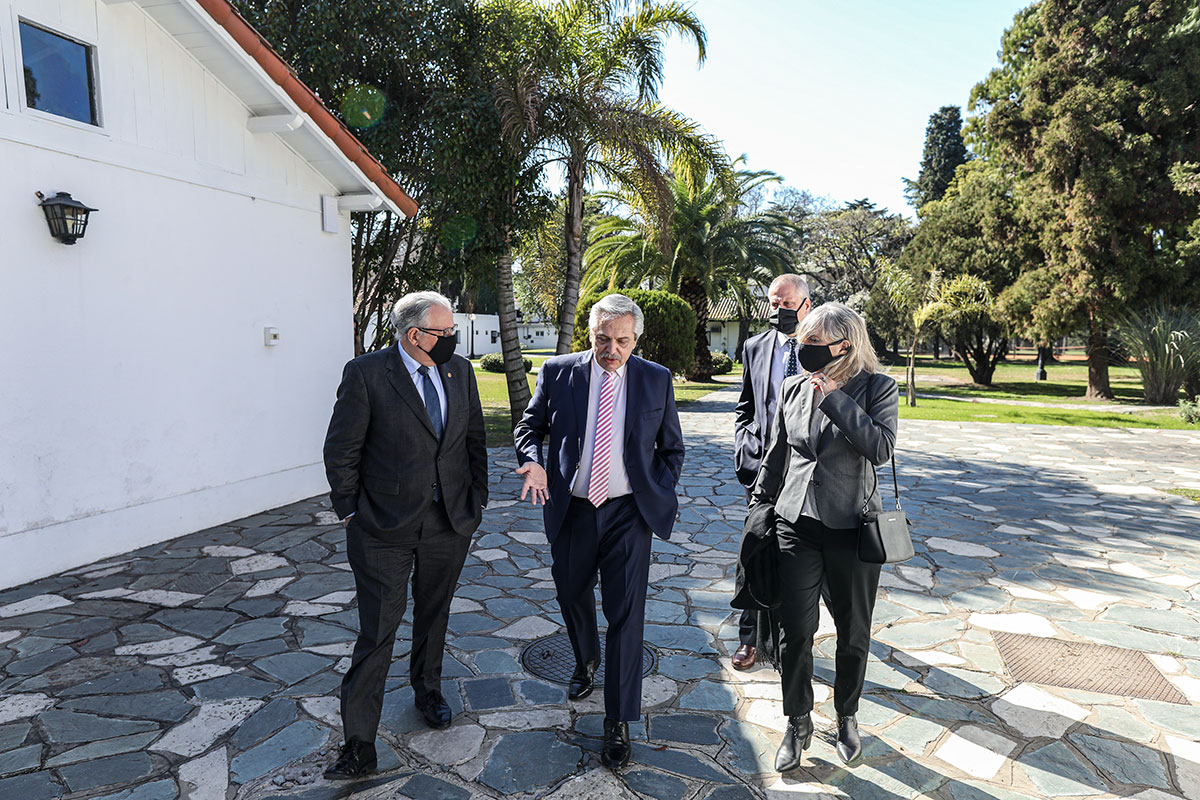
[[322, 291, 488, 779], [731, 273, 812, 670], [514, 293, 685, 769]]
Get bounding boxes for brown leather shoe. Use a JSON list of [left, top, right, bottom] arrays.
[[731, 644, 756, 670]]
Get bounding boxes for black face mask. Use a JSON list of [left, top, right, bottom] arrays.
[[768, 308, 799, 335], [420, 333, 458, 365], [797, 341, 847, 373]]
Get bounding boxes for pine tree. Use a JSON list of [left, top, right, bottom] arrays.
[[904, 106, 969, 213]]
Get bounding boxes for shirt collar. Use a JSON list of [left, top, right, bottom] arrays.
[[589, 351, 627, 381], [397, 342, 429, 377], [776, 330, 799, 348]]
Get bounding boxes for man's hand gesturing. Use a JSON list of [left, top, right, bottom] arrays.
[[516, 462, 549, 506]]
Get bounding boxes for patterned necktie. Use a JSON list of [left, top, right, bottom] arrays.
[[416, 366, 444, 441], [785, 338, 799, 379], [587, 371, 617, 507]]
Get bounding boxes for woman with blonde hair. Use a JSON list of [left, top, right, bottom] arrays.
[[751, 301, 899, 771]]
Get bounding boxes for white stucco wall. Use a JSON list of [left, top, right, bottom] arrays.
[[0, 0, 355, 588]]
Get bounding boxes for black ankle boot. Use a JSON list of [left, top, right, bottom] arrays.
[[837, 714, 862, 765], [774, 714, 813, 772]]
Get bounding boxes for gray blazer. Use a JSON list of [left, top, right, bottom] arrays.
[[752, 371, 899, 530]]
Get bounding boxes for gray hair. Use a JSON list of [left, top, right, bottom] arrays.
[[390, 291, 454, 336], [769, 273, 810, 298], [797, 301, 880, 384], [589, 294, 644, 337]]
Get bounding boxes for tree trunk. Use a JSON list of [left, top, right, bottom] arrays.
[[932, 332, 941, 360], [906, 338, 918, 407], [679, 275, 710, 380], [497, 246, 531, 428], [555, 157, 585, 355], [1038, 345, 1057, 364], [1085, 315, 1114, 400], [735, 314, 751, 362]]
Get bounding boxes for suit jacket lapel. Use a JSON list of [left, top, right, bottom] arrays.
[[624, 356, 642, 446], [437, 360, 463, 446], [753, 333, 772, 421], [385, 349, 436, 438], [817, 372, 869, 448], [570, 352, 591, 448]]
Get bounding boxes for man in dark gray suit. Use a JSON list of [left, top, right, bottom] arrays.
[[731, 273, 811, 670], [322, 291, 488, 779]]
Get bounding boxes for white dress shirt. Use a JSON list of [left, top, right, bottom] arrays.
[[571, 354, 631, 501], [397, 343, 447, 427], [766, 331, 801, 425]]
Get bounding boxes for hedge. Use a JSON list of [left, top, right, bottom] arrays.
[[572, 289, 697, 376]]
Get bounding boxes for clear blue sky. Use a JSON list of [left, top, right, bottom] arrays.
[[657, 0, 1031, 218]]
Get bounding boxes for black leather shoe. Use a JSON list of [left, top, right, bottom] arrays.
[[837, 715, 862, 765], [414, 692, 452, 730], [600, 718, 630, 769], [567, 660, 600, 701], [323, 740, 377, 779], [774, 714, 813, 772]]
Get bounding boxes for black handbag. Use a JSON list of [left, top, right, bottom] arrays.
[[857, 454, 913, 564], [857, 376, 913, 564]]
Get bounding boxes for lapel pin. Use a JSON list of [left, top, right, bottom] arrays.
[[447, 372, 452, 378]]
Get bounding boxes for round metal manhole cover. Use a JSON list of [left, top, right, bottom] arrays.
[[520, 633, 657, 686]]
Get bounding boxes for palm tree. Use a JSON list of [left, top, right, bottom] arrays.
[[585, 164, 798, 379], [541, 0, 724, 354], [879, 262, 993, 407]]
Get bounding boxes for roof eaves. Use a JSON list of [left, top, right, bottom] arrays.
[[194, 0, 418, 218]]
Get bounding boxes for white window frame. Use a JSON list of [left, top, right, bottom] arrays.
[[13, 14, 104, 132]]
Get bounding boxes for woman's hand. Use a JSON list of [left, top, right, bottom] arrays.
[[809, 372, 840, 393]]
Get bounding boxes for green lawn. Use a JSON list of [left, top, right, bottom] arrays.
[[899, 356, 1148, 404], [893, 355, 1196, 429], [1167, 488, 1200, 502], [896, 397, 1192, 429]]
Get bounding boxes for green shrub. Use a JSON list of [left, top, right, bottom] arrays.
[[572, 289, 697, 376], [480, 353, 531, 373], [709, 350, 733, 375], [1180, 396, 1200, 425], [1114, 304, 1200, 404]]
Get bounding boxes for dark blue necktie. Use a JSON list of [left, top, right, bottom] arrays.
[[417, 366, 444, 440], [785, 339, 799, 378]]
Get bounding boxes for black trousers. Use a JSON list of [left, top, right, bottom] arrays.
[[340, 502, 471, 743], [738, 491, 834, 648], [553, 495, 652, 722], [776, 514, 880, 718]]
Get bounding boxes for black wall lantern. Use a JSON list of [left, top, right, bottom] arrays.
[[36, 191, 97, 245]]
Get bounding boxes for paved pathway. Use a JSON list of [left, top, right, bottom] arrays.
[[1, 387, 1199, 800]]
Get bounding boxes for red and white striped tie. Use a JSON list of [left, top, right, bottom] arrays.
[[587, 371, 617, 507]]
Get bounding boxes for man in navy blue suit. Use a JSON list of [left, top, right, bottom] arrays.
[[514, 293, 685, 769]]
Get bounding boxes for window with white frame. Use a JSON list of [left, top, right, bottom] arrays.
[[19, 20, 98, 126]]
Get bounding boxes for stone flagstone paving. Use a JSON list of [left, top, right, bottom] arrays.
[[1, 386, 1199, 799]]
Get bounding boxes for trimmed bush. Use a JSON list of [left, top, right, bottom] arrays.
[[480, 352, 531, 373], [1180, 396, 1200, 425], [709, 350, 733, 375], [572, 289, 697, 376]]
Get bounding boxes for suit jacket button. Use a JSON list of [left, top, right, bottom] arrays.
[[812, 479, 821, 487]]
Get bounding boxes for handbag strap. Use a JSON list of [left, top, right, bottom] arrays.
[[860, 374, 902, 513]]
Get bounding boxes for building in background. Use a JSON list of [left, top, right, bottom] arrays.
[[0, 0, 415, 588], [707, 296, 768, 357]]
